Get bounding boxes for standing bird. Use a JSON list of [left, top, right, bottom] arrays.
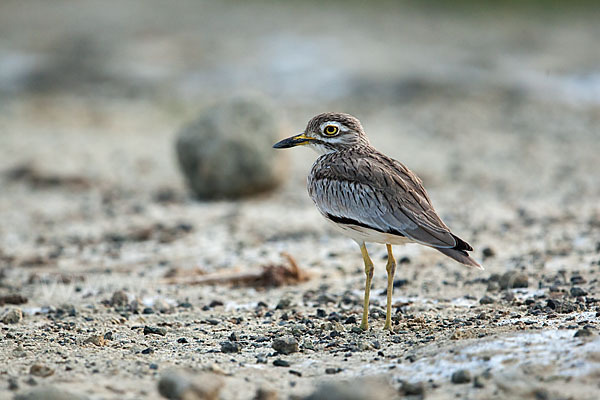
[[273, 112, 482, 331]]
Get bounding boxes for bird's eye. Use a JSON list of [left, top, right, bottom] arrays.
[[323, 125, 339, 136]]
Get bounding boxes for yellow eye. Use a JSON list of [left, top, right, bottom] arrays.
[[323, 125, 339, 136]]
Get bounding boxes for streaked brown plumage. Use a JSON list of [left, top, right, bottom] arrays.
[[273, 112, 481, 331]]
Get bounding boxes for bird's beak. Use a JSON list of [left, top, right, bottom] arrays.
[[273, 133, 314, 149]]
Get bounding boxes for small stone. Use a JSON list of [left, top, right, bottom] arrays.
[[220, 341, 241, 353], [144, 326, 167, 336], [570, 287, 587, 297], [29, 364, 54, 378], [325, 367, 342, 375], [208, 300, 224, 308], [570, 275, 586, 284], [158, 369, 223, 400], [14, 386, 88, 400], [83, 334, 105, 347], [344, 315, 357, 324], [574, 328, 593, 337], [103, 332, 113, 341], [400, 381, 424, 396], [482, 247, 495, 258], [254, 388, 278, 400], [499, 271, 528, 290], [272, 359, 290, 367], [175, 95, 288, 199], [150, 363, 159, 370], [110, 290, 128, 306], [393, 279, 409, 288], [451, 369, 472, 384], [275, 298, 292, 310], [177, 337, 189, 344], [272, 336, 299, 355], [142, 307, 155, 314], [8, 378, 18, 391], [141, 347, 154, 355], [479, 295, 495, 305], [2, 308, 23, 324]]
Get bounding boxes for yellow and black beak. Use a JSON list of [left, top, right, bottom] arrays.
[[273, 133, 314, 149]]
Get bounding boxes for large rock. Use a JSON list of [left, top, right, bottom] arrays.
[[176, 96, 288, 199]]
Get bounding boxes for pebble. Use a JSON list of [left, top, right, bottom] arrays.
[[144, 326, 167, 336], [499, 271, 528, 289], [175, 95, 288, 199], [220, 341, 241, 353], [574, 328, 593, 337], [272, 359, 290, 367], [2, 308, 23, 324], [110, 290, 128, 307], [14, 386, 88, 400], [29, 364, 54, 378], [254, 388, 278, 400], [451, 369, 472, 384], [158, 369, 223, 400], [325, 367, 342, 375], [83, 335, 105, 347], [482, 247, 496, 258], [272, 336, 299, 355], [570, 287, 587, 297], [479, 295, 495, 305], [400, 381, 424, 396]]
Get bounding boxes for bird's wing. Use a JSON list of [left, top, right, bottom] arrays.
[[309, 153, 458, 248]]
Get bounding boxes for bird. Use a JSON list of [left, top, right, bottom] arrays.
[[273, 112, 482, 331]]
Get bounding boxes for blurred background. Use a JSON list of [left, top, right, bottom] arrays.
[[1, 0, 599, 263], [1, 1, 600, 398]]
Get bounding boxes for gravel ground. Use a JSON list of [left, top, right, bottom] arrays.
[[1, 1, 600, 399]]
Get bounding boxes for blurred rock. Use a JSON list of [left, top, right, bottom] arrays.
[[29, 364, 54, 378], [110, 290, 128, 307], [14, 386, 88, 400], [451, 369, 472, 384], [499, 271, 528, 289], [176, 96, 288, 199], [158, 369, 223, 400], [303, 379, 396, 400], [2, 308, 23, 324]]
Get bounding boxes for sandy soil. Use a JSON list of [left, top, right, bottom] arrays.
[[1, 1, 600, 399]]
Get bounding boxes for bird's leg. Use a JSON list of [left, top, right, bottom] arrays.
[[359, 243, 374, 331], [384, 244, 396, 331]]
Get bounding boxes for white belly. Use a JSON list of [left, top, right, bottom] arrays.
[[325, 219, 412, 245]]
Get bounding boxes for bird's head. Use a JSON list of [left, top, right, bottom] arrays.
[[273, 112, 369, 154]]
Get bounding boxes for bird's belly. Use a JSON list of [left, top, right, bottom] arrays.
[[325, 219, 412, 245]]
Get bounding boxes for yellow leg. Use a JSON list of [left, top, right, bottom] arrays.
[[384, 244, 396, 331], [359, 243, 374, 331]]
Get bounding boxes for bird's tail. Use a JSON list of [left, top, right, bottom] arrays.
[[436, 247, 483, 269]]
